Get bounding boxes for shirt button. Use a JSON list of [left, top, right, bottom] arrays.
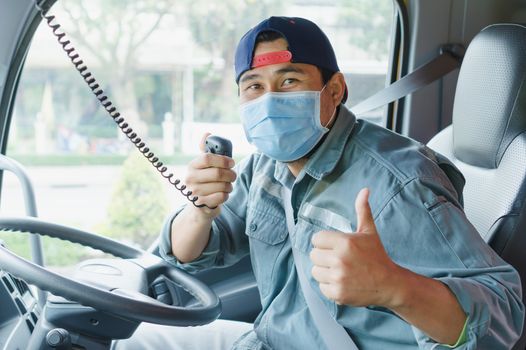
[[249, 223, 257, 232]]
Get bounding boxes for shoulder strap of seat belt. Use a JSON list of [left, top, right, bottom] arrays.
[[351, 44, 464, 115], [281, 186, 359, 350]]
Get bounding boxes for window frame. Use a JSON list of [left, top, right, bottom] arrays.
[[386, 0, 410, 132], [0, 0, 58, 193]]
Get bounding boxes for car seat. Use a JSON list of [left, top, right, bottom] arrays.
[[427, 23, 526, 349]]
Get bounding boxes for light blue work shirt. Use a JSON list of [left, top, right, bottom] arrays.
[[159, 105, 524, 349]]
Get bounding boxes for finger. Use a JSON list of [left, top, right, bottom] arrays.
[[188, 167, 237, 184], [190, 153, 235, 170], [309, 247, 339, 267], [195, 192, 230, 208], [189, 182, 234, 196], [199, 132, 212, 152], [318, 282, 340, 303], [311, 265, 332, 283], [311, 230, 345, 250], [355, 187, 374, 233]]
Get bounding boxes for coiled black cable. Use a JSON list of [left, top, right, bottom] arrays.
[[36, 8, 213, 209]]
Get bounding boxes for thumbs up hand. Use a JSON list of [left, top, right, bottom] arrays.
[[309, 188, 404, 308]]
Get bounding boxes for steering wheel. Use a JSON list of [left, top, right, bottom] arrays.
[[0, 216, 221, 327]]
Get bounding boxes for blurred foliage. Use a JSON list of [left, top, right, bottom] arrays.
[[97, 152, 170, 247], [41, 236, 91, 266], [135, 74, 173, 125], [59, 0, 173, 115], [338, 0, 394, 61], [193, 64, 238, 123], [0, 233, 31, 261], [12, 0, 394, 147], [0, 232, 90, 267], [185, 0, 283, 123], [7, 152, 235, 167]]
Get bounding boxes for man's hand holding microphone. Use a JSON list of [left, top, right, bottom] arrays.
[[170, 133, 236, 263]]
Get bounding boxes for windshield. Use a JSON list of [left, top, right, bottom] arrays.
[[1, 0, 393, 272]]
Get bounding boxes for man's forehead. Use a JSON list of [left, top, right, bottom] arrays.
[[254, 37, 288, 54]]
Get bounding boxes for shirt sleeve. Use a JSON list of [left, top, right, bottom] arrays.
[[374, 178, 524, 349], [157, 155, 256, 273]]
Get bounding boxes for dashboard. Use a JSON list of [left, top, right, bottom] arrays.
[[0, 265, 40, 349]]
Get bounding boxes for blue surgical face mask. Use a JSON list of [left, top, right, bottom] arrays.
[[239, 88, 335, 162]]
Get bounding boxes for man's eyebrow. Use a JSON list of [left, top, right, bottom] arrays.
[[239, 73, 261, 84], [239, 65, 307, 84]]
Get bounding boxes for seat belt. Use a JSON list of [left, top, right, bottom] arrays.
[[281, 186, 359, 350], [350, 44, 464, 115]]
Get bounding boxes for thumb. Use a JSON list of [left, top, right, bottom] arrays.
[[355, 188, 375, 234], [199, 132, 212, 152]]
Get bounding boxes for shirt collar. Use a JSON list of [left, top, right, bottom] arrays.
[[273, 105, 356, 184], [304, 105, 356, 180]]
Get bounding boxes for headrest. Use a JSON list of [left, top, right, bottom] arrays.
[[453, 23, 526, 169]]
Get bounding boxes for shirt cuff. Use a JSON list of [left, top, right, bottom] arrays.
[[443, 316, 469, 348], [411, 273, 524, 349], [410, 277, 490, 350], [157, 206, 220, 273]]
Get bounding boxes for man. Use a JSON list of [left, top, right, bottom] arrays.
[[116, 16, 523, 349]]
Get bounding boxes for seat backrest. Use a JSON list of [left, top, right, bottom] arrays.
[[427, 23, 526, 349]]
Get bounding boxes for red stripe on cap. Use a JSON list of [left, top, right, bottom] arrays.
[[251, 50, 292, 68]]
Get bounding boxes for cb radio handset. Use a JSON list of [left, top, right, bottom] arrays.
[[205, 136, 233, 158]]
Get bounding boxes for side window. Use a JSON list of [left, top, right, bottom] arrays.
[[1, 0, 393, 270]]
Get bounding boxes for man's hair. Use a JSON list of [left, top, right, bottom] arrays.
[[255, 30, 336, 85]]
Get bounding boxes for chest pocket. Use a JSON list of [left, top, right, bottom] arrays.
[[246, 176, 288, 298], [294, 203, 354, 253], [245, 207, 287, 244], [246, 172, 287, 244], [245, 207, 288, 298]]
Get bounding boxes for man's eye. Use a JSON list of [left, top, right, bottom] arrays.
[[246, 83, 262, 91], [282, 78, 297, 86]]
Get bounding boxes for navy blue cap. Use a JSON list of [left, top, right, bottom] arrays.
[[235, 16, 347, 102]]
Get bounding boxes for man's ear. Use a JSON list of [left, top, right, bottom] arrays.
[[327, 72, 346, 105]]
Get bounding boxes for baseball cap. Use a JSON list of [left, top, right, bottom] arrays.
[[234, 16, 348, 102]]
